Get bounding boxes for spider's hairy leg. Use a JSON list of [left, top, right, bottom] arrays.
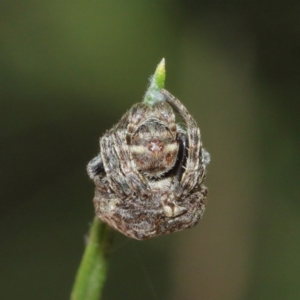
[[112, 131, 149, 196], [162, 89, 205, 194], [87, 154, 104, 179], [169, 132, 188, 184], [100, 134, 131, 196]]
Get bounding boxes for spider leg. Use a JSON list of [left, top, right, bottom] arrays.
[[100, 128, 149, 198], [100, 133, 131, 196], [87, 154, 105, 179], [172, 132, 188, 182], [162, 89, 206, 195], [111, 130, 149, 196]]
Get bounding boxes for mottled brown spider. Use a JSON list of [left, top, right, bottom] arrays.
[[87, 89, 210, 240]]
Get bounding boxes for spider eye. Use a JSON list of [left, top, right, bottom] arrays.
[[148, 139, 164, 153]]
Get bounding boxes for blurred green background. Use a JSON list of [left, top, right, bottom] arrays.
[[1, 1, 300, 299]]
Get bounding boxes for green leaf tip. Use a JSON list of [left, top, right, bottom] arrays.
[[143, 58, 166, 105], [154, 58, 166, 90]]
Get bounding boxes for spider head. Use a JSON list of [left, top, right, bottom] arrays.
[[130, 124, 178, 177], [129, 103, 179, 178]]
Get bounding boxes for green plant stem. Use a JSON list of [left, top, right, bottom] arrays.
[[71, 217, 113, 300]]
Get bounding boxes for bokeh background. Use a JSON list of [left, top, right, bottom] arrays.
[[1, 1, 300, 299]]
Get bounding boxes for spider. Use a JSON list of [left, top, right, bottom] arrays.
[[87, 89, 210, 240]]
